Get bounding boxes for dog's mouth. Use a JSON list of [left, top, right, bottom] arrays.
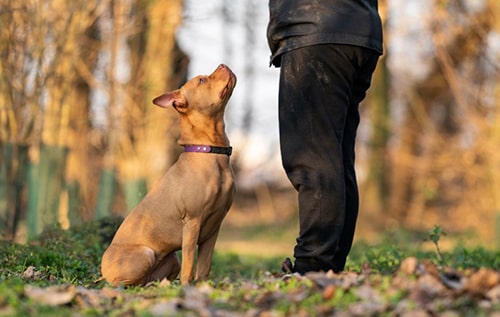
[[220, 71, 236, 101]]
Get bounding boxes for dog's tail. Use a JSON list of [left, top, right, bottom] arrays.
[[93, 276, 106, 285]]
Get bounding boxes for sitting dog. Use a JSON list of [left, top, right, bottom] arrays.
[[101, 64, 237, 286]]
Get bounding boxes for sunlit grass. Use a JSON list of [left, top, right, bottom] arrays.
[[0, 217, 499, 316]]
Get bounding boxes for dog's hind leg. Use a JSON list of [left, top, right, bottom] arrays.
[[101, 245, 157, 286], [148, 252, 181, 282]]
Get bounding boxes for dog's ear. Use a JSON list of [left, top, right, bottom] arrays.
[[152, 91, 187, 111]]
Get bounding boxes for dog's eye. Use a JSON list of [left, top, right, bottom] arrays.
[[199, 77, 207, 84]]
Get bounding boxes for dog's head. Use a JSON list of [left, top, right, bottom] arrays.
[[152, 64, 236, 117]]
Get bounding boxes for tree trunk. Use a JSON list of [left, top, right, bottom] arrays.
[[64, 20, 100, 226], [122, 179, 148, 211], [137, 0, 184, 183], [0, 143, 29, 239], [94, 168, 117, 220], [488, 0, 500, 246], [115, 0, 185, 214], [27, 144, 68, 238]]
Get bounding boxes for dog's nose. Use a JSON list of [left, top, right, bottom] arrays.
[[217, 64, 234, 76]]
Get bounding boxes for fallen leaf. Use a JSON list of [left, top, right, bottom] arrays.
[[419, 261, 440, 278], [361, 262, 372, 276], [464, 268, 500, 296], [340, 271, 365, 289], [254, 290, 277, 309], [149, 299, 182, 316], [399, 308, 432, 317], [349, 301, 387, 316], [418, 274, 447, 295], [22, 266, 41, 280], [437, 311, 462, 317], [288, 287, 309, 303], [355, 285, 383, 303], [409, 274, 447, 305], [162, 278, 174, 287], [24, 285, 77, 306], [399, 257, 419, 275], [322, 284, 336, 300], [100, 286, 122, 300], [306, 270, 362, 290], [182, 286, 213, 317], [486, 285, 500, 303], [306, 271, 338, 289], [74, 287, 104, 308]]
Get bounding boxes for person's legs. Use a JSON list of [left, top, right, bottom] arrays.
[[278, 44, 379, 273], [332, 51, 379, 271], [279, 45, 351, 273], [329, 98, 360, 273]]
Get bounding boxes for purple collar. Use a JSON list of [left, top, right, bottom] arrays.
[[183, 144, 233, 156]]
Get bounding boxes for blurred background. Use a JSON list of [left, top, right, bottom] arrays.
[[0, 0, 499, 253]]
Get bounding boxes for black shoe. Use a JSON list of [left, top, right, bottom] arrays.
[[281, 257, 337, 275], [281, 257, 294, 274], [294, 258, 331, 274]]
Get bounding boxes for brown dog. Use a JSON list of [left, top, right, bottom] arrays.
[[101, 64, 237, 286]]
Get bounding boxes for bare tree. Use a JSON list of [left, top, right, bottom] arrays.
[[385, 0, 500, 240], [0, 0, 187, 239]]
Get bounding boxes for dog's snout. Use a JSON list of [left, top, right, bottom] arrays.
[[209, 64, 235, 82], [216, 64, 234, 76]]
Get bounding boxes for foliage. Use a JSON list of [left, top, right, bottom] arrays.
[[427, 225, 447, 267], [0, 222, 499, 316], [0, 217, 121, 286]]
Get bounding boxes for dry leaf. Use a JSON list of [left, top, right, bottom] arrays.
[[158, 278, 171, 288], [355, 285, 383, 303], [464, 268, 500, 296], [339, 272, 364, 289], [419, 261, 440, 278], [74, 287, 103, 308], [100, 287, 122, 300], [349, 301, 387, 316], [486, 285, 500, 303], [306, 271, 338, 289], [322, 284, 336, 300], [409, 274, 447, 304], [22, 266, 41, 280], [24, 285, 77, 306], [254, 290, 277, 309], [306, 270, 362, 290], [182, 286, 213, 317], [399, 308, 432, 317], [361, 262, 372, 276], [399, 257, 419, 275], [149, 299, 182, 316], [288, 287, 309, 303], [417, 274, 447, 295]]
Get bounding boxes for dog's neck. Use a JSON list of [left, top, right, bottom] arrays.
[[178, 116, 230, 147]]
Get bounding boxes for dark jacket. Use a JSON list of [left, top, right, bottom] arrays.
[[267, 0, 383, 67]]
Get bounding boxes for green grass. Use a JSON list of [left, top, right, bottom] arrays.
[[0, 218, 499, 316]]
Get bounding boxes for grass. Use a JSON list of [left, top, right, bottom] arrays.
[[0, 217, 499, 316]]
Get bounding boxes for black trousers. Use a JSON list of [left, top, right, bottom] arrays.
[[278, 44, 380, 273]]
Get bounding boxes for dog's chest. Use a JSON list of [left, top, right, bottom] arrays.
[[174, 156, 233, 210]]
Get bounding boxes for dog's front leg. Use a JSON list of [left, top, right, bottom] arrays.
[[196, 227, 220, 281], [180, 218, 201, 285]]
